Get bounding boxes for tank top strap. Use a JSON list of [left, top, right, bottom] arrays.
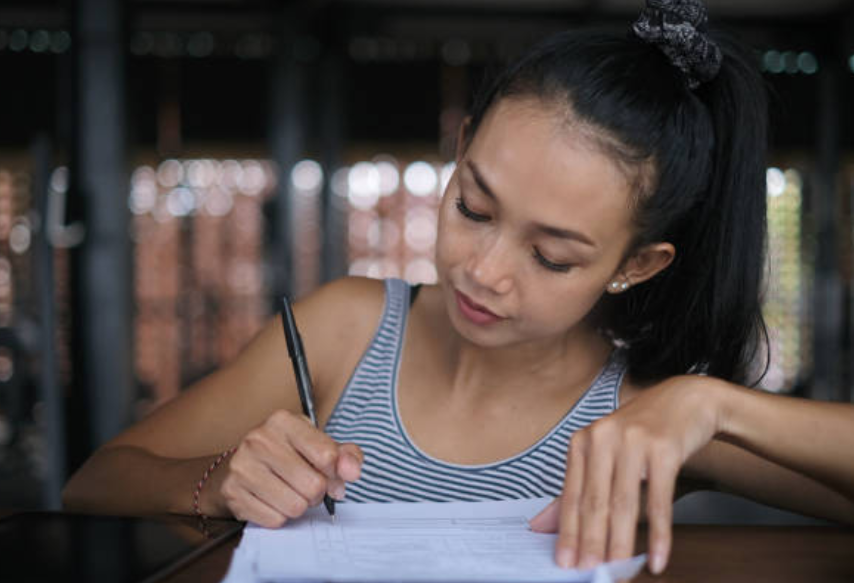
[[379, 278, 411, 339], [324, 279, 411, 432]]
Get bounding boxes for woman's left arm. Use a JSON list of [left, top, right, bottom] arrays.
[[713, 380, 854, 506], [529, 376, 854, 575]]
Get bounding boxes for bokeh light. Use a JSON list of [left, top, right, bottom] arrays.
[[766, 167, 786, 197], [760, 167, 807, 393], [404, 162, 438, 197], [346, 156, 444, 286], [375, 160, 400, 197], [348, 162, 381, 209], [291, 160, 324, 192], [131, 158, 275, 403]]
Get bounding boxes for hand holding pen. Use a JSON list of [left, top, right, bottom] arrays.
[[280, 295, 340, 521], [213, 298, 363, 528]]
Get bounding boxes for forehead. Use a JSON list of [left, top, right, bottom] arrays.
[[466, 97, 636, 240]]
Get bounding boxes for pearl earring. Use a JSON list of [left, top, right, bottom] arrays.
[[608, 281, 630, 292]]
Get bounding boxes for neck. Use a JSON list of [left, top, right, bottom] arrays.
[[444, 325, 612, 403]]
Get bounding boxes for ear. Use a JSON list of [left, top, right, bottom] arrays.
[[616, 242, 675, 288], [455, 116, 473, 163]]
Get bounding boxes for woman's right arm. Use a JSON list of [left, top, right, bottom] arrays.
[[61, 277, 384, 524]]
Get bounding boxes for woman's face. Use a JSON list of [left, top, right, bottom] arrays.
[[435, 97, 638, 348]]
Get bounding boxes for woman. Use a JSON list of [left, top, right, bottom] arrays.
[[63, 0, 854, 575]]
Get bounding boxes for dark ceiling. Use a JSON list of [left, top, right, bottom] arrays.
[[0, 0, 852, 152]]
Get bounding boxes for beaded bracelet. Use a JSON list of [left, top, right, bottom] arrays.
[[193, 446, 237, 520]]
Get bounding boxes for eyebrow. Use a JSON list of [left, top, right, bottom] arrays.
[[466, 160, 598, 248]]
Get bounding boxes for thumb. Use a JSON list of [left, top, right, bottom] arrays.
[[528, 498, 560, 533], [336, 443, 364, 482]]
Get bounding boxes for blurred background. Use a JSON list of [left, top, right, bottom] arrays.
[[0, 0, 852, 524]]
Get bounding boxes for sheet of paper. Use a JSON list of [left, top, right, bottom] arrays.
[[222, 497, 646, 583]]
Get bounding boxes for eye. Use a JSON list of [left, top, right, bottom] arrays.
[[455, 196, 490, 223], [533, 248, 573, 273]]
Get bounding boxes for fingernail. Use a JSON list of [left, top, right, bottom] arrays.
[[579, 555, 598, 570], [650, 552, 666, 574], [343, 454, 361, 475], [556, 548, 575, 569], [331, 483, 346, 501]]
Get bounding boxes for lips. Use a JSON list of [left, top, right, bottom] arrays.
[[455, 290, 505, 326]]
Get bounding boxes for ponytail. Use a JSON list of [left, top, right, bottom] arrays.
[[466, 23, 770, 383], [611, 33, 770, 384]]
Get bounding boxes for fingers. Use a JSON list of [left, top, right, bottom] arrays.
[[223, 410, 364, 525], [326, 478, 347, 501], [243, 424, 330, 505], [337, 443, 364, 482], [555, 437, 585, 568], [222, 454, 312, 527], [283, 414, 343, 479], [554, 422, 678, 575], [229, 490, 288, 528], [577, 433, 616, 570], [606, 448, 645, 562], [646, 455, 678, 574], [280, 415, 364, 485], [325, 444, 363, 501], [529, 498, 560, 533]]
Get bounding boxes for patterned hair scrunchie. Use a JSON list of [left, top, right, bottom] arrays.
[[631, 0, 722, 89]]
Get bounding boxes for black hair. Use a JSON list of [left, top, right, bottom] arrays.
[[464, 27, 769, 385]]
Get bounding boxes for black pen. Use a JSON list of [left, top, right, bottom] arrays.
[[280, 295, 336, 521]]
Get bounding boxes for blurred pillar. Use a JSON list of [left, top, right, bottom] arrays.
[[269, 6, 307, 304], [68, 0, 133, 466], [319, 49, 348, 283], [32, 135, 65, 509], [842, 9, 854, 404], [810, 41, 843, 402]]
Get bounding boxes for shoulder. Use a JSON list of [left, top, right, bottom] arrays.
[[222, 277, 388, 404], [295, 277, 390, 396], [296, 276, 387, 330]]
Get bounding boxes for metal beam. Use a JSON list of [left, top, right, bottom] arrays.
[[268, 6, 308, 304], [809, 31, 844, 402], [32, 134, 65, 509], [69, 0, 133, 461], [319, 49, 348, 283]]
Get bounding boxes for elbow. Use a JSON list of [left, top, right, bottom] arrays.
[[60, 446, 121, 513], [60, 479, 78, 511], [61, 463, 95, 512]]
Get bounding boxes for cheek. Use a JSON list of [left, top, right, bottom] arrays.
[[435, 198, 468, 268], [522, 277, 607, 330], [434, 203, 451, 268]]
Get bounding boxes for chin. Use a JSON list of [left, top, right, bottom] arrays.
[[450, 320, 515, 348], [445, 303, 516, 348]]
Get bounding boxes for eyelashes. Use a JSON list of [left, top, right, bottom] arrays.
[[454, 196, 574, 274], [455, 196, 490, 222], [532, 248, 572, 273]]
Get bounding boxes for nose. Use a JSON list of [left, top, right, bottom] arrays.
[[465, 233, 514, 295]]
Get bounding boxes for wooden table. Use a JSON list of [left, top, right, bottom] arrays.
[[167, 524, 854, 582], [633, 525, 854, 582]]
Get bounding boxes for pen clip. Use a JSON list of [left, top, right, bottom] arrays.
[[281, 296, 301, 360]]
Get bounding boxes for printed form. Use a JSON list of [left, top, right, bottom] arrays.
[[221, 497, 646, 582]]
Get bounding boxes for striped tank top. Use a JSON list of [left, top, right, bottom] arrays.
[[324, 278, 626, 503]]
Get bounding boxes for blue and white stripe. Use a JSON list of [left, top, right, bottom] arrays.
[[325, 278, 626, 503]]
